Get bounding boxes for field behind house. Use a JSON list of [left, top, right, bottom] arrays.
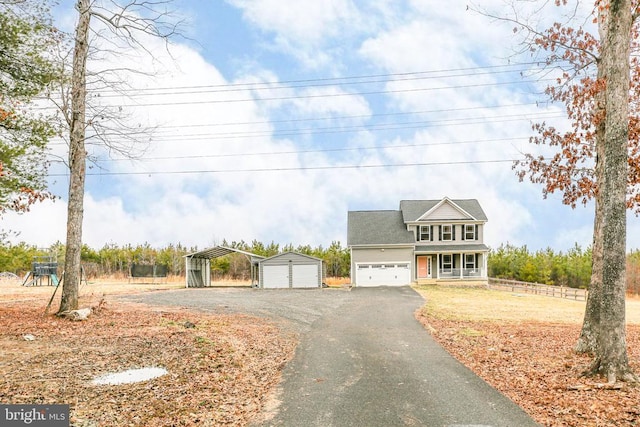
[[415, 285, 640, 426]]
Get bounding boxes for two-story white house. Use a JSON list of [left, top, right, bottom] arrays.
[[347, 197, 489, 286]]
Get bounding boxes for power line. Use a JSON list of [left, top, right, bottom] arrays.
[[46, 110, 563, 146], [92, 65, 545, 98], [137, 102, 551, 131], [31, 73, 552, 111], [103, 78, 553, 108], [87, 136, 530, 163], [96, 113, 564, 144], [48, 158, 523, 177], [141, 111, 563, 141], [83, 61, 554, 96]]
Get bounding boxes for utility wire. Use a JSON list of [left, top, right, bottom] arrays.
[[76, 61, 555, 96], [91, 66, 546, 98], [104, 78, 553, 108], [30, 75, 550, 110], [49, 158, 524, 177], [86, 136, 530, 163], [137, 111, 563, 141], [142, 102, 548, 130], [46, 110, 563, 146]]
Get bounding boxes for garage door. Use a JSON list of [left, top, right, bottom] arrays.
[[356, 263, 411, 287], [292, 264, 319, 288], [263, 265, 289, 288]]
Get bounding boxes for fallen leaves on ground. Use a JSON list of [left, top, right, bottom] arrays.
[[0, 300, 297, 426], [417, 312, 640, 427]]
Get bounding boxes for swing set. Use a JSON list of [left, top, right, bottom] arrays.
[[22, 256, 59, 287]]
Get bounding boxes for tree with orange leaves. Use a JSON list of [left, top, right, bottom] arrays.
[[512, 0, 638, 381], [0, 1, 60, 216]]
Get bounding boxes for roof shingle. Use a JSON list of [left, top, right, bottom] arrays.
[[399, 199, 488, 222], [347, 210, 415, 246]]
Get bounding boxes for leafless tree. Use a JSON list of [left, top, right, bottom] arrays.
[[57, 0, 180, 314]]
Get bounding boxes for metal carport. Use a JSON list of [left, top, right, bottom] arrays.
[[184, 246, 265, 287]]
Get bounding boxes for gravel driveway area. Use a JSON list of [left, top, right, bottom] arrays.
[[119, 286, 355, 332]]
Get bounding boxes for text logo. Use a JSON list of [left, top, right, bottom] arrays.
[[0, 405, 69, 426]]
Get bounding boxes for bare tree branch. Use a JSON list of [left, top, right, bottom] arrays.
[[57, 0, 182, 313]]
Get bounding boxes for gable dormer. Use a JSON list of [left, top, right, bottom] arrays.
[[400, 197, 486, 223], [417, 197, 476, 222], [399, 197, 487, 243]]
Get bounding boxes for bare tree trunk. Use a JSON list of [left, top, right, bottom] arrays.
[[58, 0, 90, 314], [575, 180, 603, 354], [586, 0, 635, 382], [576, 27, 608, 354]]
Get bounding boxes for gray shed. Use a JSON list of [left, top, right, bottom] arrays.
[[259, 252, 323, 289]]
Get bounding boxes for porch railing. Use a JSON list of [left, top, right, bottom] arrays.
[[437, 268, 486, 279]]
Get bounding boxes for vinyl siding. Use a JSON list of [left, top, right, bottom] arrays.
[[351, 247, 414, 285], [423, 203, 470, 220], [410, 223, 485, 245]]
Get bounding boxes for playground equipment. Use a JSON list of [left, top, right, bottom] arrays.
[[129, 264, 168, 284], [22, 256, 59, 287]]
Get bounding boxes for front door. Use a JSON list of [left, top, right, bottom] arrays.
[[417, 256, 431, 279]]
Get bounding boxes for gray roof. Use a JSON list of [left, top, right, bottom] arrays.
[[261, 251, 323, 263], [399, 199, 487, 222], [347, 210, 415, 246], [184, 246, 265, 264], [415, 244, 489, 253]]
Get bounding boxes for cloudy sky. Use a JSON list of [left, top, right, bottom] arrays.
[[5, 0, 634, 252]]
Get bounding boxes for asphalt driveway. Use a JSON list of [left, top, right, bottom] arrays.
[[121, 286, 539, 427]]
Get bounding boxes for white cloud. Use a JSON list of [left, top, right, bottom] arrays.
[[227, 0, 361, 44], [2, 0, 614, 256], [226, 0, 369, 69]]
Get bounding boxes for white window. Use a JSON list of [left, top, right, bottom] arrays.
[[442, 254, 452, 272], [441, 225, 453, 241], [465, 254, 476, 269], [420, 225, 431, 241], [465, 224, 476, 240]]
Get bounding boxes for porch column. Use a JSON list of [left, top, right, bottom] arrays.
[[460, 252, 463, 279], [436, 254, 440, 279], [484, 252, 488, 278], [185, 257, 189, 288]]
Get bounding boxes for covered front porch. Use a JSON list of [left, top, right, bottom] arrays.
[[414, 244, 489, 285]]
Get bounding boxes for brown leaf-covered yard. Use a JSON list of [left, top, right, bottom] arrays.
[[0, 281, 296, 426], [416, 285, 640, 427], [3, 280, 640, 426]]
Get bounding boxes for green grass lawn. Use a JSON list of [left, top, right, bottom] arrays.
[[414, 285, 640, 325]]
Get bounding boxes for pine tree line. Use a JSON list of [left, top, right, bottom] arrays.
[[4, 239, 640, 293], [0, 239, 351, 279]]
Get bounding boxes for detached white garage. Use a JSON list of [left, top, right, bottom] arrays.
[[355, 263, 411, 287], [259, 252, 323, 289]]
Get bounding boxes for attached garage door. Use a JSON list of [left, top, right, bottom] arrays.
[[263, 265, 289, 288], [292, 264, 319, 288], [356, 263, 411, 287]]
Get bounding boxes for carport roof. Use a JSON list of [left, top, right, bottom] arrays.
[[185, 246, 266, 263]]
